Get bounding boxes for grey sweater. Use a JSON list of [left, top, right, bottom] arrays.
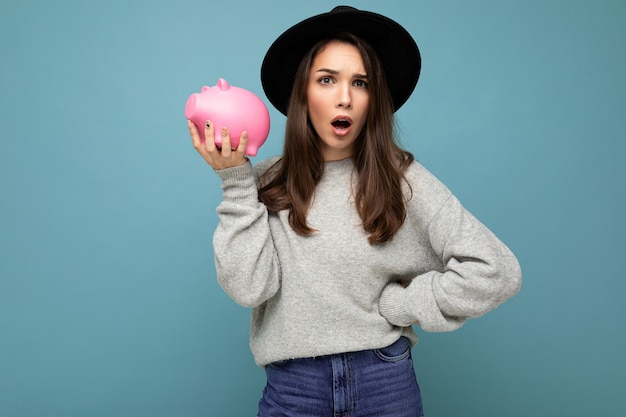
[[213, 157, 521, 367]]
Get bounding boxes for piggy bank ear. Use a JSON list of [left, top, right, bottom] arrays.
[[217, 78, 230, 90]]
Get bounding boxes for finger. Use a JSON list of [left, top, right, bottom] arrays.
[[188, 120, 202, 149], [189, 120, 217, 167], [236, 131, 249, 156], [204, 120, 217, 152], [220, 127, 232, 157]]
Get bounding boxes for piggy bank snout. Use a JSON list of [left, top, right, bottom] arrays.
[[184, 94, 201, 119]]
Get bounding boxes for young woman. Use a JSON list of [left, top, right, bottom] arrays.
[[188, 6, 521, 416]]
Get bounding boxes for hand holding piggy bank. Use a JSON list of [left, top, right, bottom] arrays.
[[185, 78, 270, 156]]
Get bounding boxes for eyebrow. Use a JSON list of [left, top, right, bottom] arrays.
[[315, 68, 368, 78]]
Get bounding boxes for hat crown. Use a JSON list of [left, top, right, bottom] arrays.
[[330, 6, 358, 13]]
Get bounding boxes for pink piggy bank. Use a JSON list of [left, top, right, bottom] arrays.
[[185, 78, 270, 156]]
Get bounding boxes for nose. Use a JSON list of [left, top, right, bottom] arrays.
[[336, 83, 352, 109]]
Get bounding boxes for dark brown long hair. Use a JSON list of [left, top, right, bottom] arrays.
[[259, 32, 414, 244]]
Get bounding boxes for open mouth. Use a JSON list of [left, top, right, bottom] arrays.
[[331, 118, 352, 129]]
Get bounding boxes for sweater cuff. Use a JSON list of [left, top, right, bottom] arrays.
[[214, 161, 258, 205], [378, 282, 414, 327], [215, 160, 253, 182], [379, 273, 466, 332]]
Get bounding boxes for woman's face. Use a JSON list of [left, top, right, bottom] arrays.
[[307, 41, 369, 161]]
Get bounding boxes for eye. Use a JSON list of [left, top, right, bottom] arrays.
[[318, 76, 334, 85], [353, 79, 368, 88]]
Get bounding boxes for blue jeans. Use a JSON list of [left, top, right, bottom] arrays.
[[257, 337, 423, 416]]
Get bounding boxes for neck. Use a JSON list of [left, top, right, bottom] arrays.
[[321, 147, 353, 162]]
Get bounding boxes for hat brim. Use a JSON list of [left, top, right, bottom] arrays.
[[261, 6, 421, 115]]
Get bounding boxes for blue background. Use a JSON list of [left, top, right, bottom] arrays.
[[1, 0, 624, 416]]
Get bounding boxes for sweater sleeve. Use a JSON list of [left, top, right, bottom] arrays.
[[379, 164, 522, 331], [212, 160, 280, 308]]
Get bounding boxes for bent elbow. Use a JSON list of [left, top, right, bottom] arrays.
[[230, 290, 269, 308], [501, 253, 522, 299], [217, 271, 279, 309]]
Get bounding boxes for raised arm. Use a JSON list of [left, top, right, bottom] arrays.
[[188, 120, 281, 307]]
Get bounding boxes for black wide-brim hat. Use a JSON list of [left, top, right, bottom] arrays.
[[261, 5, 421, 116]]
